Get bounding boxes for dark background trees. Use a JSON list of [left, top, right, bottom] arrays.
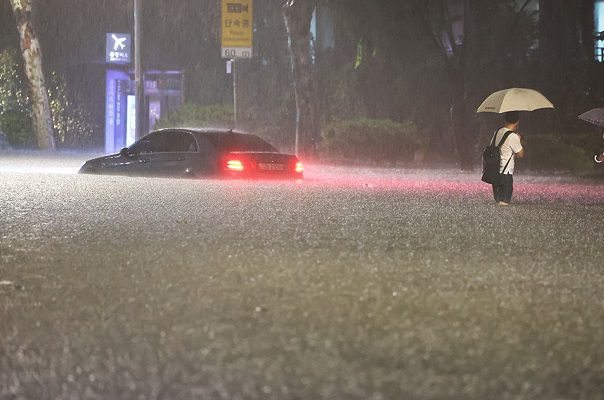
[[284, 0, 319, 158], [1, 0, 603, 171]]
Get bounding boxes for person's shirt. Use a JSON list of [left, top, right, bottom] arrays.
[[494, 127, 523, 174]]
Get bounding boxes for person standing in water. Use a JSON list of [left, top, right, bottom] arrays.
[[492, 111, 524, 206]]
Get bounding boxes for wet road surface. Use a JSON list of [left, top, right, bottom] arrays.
[[1, 154, 604, 399]]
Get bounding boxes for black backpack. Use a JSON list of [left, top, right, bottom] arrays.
[[481, 129, 513, 184]]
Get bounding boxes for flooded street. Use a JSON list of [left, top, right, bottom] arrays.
[[2, 0, 604, 397], [1, 154, 604, 399]]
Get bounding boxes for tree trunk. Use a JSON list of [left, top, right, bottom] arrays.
[[452, 0, 474, 171], [10, 0, 55, 150], [283, 0, 319, 159], [451, 71, 474, 171], [414, 0, 475, 170]]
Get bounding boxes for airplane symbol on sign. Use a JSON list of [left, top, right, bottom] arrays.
[[112, 34, 127, 51]]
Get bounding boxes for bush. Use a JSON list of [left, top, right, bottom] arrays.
[[0, 110, 33, 147], [321, 118, 425, 164], [519, 134, 594, 174], [0, 49, 32, 147], [1, 48, 97, 148], [155, 104, 234, 129], [48, 72, 96, 148]]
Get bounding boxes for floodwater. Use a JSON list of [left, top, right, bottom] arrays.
[[1, 152, 603, 399]]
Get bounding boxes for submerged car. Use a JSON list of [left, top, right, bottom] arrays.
[[79, 128, 304, 179]]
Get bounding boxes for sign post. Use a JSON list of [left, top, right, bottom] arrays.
[[221, 0, 253, 128]]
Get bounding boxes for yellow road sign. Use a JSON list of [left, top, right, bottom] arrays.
[[221, 0, 253, 58]]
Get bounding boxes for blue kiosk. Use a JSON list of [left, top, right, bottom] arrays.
[[105, 33, 184, 154]]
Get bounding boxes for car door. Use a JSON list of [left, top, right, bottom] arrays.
[[192, 135, 217, 176], [143, 130, 199, 177], [98, 134, 158, 176]]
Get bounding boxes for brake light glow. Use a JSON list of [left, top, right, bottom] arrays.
[[295, 162, 304, 173], [226, 160, 244, 171]]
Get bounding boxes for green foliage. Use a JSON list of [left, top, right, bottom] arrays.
[[519, 134, 595, 174], [0, 48, 96, 148], [0, 110, 33, 147], [48, 72, 96, 148], [155, 104, 234, 129], [0, 49, 32, 147], [0, 49, 29, 112], [321, 118, 424, 164]]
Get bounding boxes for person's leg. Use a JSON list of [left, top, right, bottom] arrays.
[[492, 183, 501, 202], [500, 174, 513, 204]]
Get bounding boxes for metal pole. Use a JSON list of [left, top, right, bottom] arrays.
[[134, 0, 143, 140], [232, 58, 237, 129]]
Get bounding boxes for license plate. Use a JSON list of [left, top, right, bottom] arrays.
[[258, 163, 284, 171]]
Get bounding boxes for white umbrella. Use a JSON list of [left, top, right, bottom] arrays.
[[476, 88, 554, 113]]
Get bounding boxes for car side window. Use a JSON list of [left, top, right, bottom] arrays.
[[196, 136, 211, 153], [130, 131, 200, 154], [160, 131, 198, 153], [129, 133, 162, 154], [187, 137, 199, 152], [149, 132, 171, 152], [129, 139, 150, 154]]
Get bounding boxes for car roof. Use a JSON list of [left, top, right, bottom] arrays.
[[151, 128, 251, 137], [148, 128, 278, 152]]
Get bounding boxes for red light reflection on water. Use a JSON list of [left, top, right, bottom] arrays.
[[305, 167, 604, 205]]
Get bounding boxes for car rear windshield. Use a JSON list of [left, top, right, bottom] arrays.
[[206, 133, 277, 152]]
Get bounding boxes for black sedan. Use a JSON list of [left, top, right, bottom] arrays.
[[79, 128, 304, 179]]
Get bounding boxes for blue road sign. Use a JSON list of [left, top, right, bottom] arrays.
[[106, 33, 132, 65]]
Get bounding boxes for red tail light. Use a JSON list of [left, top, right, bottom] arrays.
[[295, 161, 304, 173], [226, 159, 244, 171]]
